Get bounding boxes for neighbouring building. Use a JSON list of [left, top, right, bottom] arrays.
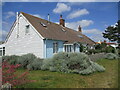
[[0, 41, 5, 56], [4, 12, 95, 58], [96, 40, 118, 48]]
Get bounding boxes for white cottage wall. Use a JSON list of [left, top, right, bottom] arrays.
[[5, 13, 44, 58]]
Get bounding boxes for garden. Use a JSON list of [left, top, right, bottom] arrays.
[[1, 51, 119, 88]]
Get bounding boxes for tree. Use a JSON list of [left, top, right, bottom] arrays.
[[103, 20, 120, 46], [103, 20, 120, 55]]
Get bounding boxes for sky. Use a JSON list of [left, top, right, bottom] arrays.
[[1, 2, 119, 42]]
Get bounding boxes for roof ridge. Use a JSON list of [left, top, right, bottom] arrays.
[[21, 12, 46, 21]]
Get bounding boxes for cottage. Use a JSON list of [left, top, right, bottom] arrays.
[[4, 12, 95, 58]]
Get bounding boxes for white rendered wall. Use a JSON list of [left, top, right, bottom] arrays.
[[5, 13, 44, 58]]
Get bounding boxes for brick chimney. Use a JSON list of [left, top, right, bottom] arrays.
[[104, 40, 106, 43], [59, 15, 65, 27], [78, 25, 82, 32]]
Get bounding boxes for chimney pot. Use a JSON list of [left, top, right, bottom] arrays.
[[78, 25, 82, 32], [60, 15, 62, 19], [59, 15, 65, 27], [48, 14, 50, 24]]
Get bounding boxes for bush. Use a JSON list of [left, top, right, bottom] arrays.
[[105, 53, 118, 60], [17, 53, 37, 69], [2, 55, 20, 65], [74, 61, 105, 75], [105, 46, 115, 53], [67, 53, 90, 70], [40, 58, 52, 71], [27, 58, 43, 70], [41, 52, 105, 75], [2, 55, 10, 61]]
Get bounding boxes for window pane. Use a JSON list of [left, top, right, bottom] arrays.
[[53, 42, 58, 53], [25, 25, 30, 34], [3, 47, 5, 56], [74, 44, 76, 52], [70, 45, 72, 52], [0, 50, 2, 56]]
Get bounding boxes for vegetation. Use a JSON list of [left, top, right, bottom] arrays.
[[102, 20, 120, 56], [2, 55, 20, 65], [40, 52, 105, 75], [87, 43, 115, 55], [2, 53, 118, 88], [89, 53, 106, 61], [17, 53, 37, 69], [1, 61, 34, 88], [105, 53, 119, 60], [2, 53, 105, 75], [15, 59, 118, 88], [103, 21, 119, 42], [27, 58, 43, 70], [2, 53, 37, 69]]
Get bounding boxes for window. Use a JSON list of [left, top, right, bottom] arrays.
[[40, 22, 47, 27], [77, 35, 83, 38], [53, 42, 58, 53], [3, 47, 5, 56], [62, 28, 66, 32], [73, 44, 76, 52], [0, 50, 2, 56], [64, 45, 72, 52], [0, 47, 5, 56], [25, 25, 30, 34]]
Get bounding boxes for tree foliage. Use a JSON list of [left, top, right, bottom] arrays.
[[103, 20, 120, 42], [1, 61, 35, 87]]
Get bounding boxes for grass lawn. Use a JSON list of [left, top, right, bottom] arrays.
[[16, 59, 118, 88]]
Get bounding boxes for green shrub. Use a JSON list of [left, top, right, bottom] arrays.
[[2, 55, 10, 61], [52, 52, 69, 60], [41, 58, 52, 70], [67, 53, 90, 70], [105, 53, 118, 60], [17, 53, 37, 68], [2, 55, 20, 65], [41, 52, 105, 75], [105, 46, 115, 53], [27, 58, 43, 70], [79, 61, 105, 75]]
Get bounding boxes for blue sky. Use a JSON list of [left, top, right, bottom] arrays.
[[2, 2, 118, 42]]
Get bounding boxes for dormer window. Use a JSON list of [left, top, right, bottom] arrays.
[[77, 35, 83, 38], [62, 28, 66, 32], [25, 25, 30, 34], [40, 22, 47, 27]]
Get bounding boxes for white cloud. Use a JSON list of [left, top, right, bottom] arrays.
[[82, 29, 105, 42], [82, 29, 101, 34], [53, 3, 71, 13], [67, 9, 89, 19], [0, 30, 8, 41], [2, 21, 9, 25], [55, 21, 105, 41], [5, 11, 15, 19], [65, 20, 93, 30]]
